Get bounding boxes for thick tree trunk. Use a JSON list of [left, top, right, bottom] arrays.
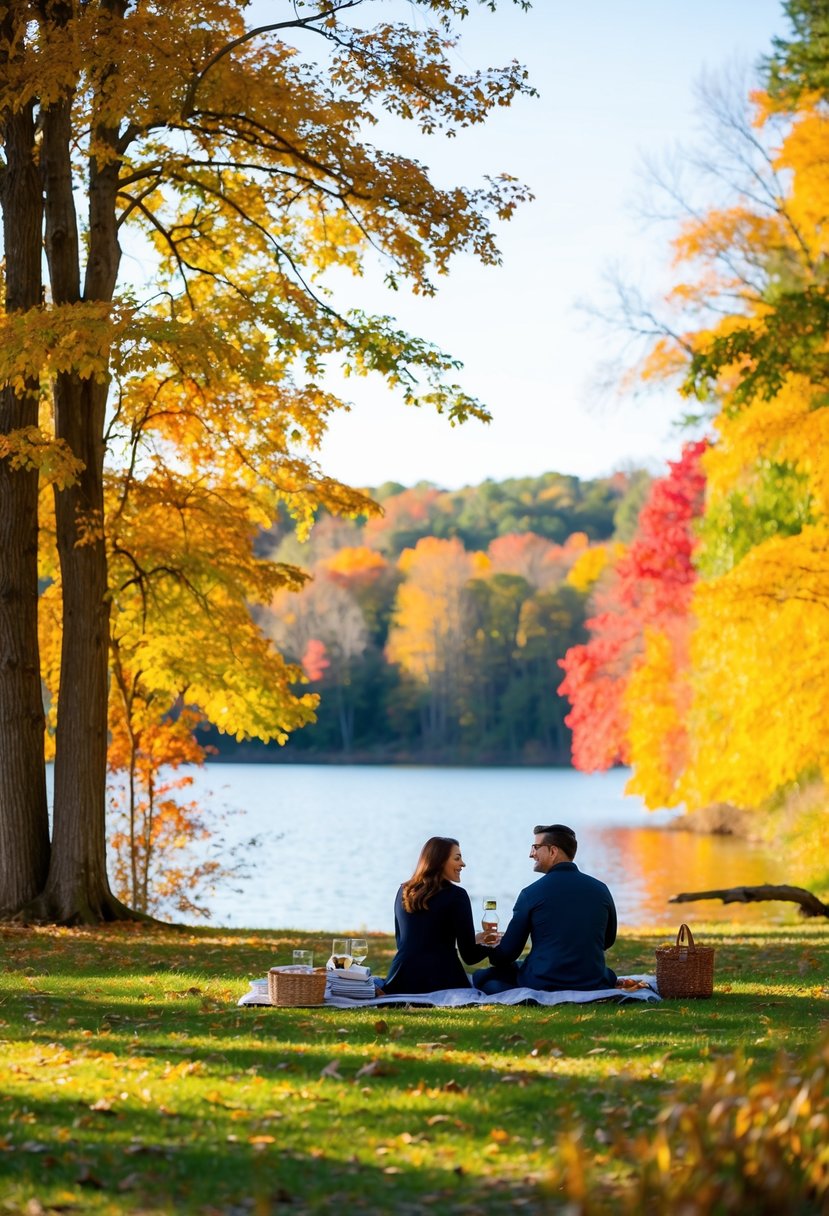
[[27, 31, 132, 922], [0, 70, 50, 914], [34, 370, 116, 922]]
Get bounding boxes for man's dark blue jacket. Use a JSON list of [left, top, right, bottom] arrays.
[[489, 861, 617, 990]]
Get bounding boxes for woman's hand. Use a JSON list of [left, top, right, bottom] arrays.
[[476, 930, 502, 946]]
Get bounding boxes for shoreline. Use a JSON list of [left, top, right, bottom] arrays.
[[665, 803, 764, 841], [204, 752, 574, 768]]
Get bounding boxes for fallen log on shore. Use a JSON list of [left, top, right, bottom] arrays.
[[669, 884, 829, 918]]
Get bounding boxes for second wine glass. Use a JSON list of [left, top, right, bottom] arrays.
[[350, 938, 368, 965], [330, 938, 352, 968]]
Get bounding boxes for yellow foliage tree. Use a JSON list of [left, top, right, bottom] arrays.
[[0, 0, 532, 922], [565, 543, 616, 594], [632, 79, 829, 817], [386, 537, 479, 747], [624, 627, 692, 809]]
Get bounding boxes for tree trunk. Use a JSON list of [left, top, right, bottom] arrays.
[[32, 371, 115, 922], [335, 680, 354, 754], [26, 26, 132, 922], [0, 22, 50, 915]]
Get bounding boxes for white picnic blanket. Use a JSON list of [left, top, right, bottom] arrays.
[[238, 974, 659, 1008]]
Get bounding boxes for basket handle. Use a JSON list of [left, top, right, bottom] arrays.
[[676, 923, 695, 948]]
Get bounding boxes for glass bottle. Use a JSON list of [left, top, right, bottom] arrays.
[[481, 898, 500, 942]]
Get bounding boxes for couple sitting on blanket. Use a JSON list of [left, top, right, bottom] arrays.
[[375, 824, 617, 997]]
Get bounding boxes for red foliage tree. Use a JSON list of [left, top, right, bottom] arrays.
[[558, 440, 707, 771]]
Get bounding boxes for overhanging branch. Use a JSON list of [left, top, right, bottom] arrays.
[[670, 884, 829, 918]]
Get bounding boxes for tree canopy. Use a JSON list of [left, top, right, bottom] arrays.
[[0, 0, 533, 922], [561, 0, 829, 857]]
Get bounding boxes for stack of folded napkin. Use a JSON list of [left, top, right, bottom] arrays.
[[325, 964, 376, 1001]]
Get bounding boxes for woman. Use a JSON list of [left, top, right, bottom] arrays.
[[378, 836, 489, 994]]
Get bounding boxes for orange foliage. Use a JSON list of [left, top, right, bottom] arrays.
[[107, 691, 224, 920], [322, 546, 388, 588]]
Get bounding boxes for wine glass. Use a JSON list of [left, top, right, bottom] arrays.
[[330, 938, 352, 969], [350, 938, 368, 965]]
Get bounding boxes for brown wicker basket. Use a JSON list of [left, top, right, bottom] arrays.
[[268, 967, 328, 1007], [655, 923, 715, 999]]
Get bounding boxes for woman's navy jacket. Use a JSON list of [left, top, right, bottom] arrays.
[[383, 882, 489, 994]]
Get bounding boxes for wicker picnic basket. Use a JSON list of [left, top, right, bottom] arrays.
[[655, 923, 715, 999], [268, 967, 327, 1008]]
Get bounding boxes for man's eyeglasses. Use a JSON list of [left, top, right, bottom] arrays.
[[530, 842, 552, 854]]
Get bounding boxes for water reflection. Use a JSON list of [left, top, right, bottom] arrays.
[[595, 826, 780, 926]]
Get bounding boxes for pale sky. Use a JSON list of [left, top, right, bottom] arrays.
[[309, 0, 787, 490]]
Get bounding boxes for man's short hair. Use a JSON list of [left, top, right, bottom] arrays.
[[533, 823, 578, 859]]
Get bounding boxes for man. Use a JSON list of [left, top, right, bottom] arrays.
[[473, 823, 617, 994]]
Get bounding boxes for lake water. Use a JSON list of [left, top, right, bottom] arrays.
[[179, 763, 784, 932]]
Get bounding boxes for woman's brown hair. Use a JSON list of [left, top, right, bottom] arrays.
[[401, 836, 459, 913]]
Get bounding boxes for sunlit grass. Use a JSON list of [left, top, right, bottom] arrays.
[[1, 920, 827, 1213]]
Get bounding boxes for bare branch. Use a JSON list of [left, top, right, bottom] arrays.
[[116, 190, 196, 309], [116, 177, 162, 226]]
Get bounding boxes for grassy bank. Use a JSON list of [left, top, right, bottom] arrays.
[[1, 921, 827, 1214]]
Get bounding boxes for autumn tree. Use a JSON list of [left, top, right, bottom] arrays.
[[0, 2, 48, 912], [263, 572, 368, 753], [0, 0, 533, 921], [516, 583, 588, 759], [106, 701, 217, 918], [386, 537, 482, 750], [558, 441, 706, 802], [236, 476, 631, 763], [487, 532, 558, 589], [616, 18, 829, 812], [461, 535, 598, 758], [464, 571, 530, 749], [322, 546, 397, 646], [766, 0, 829, 106], [29, 345, 323, 915]]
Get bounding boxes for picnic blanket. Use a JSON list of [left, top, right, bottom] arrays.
[[238, 974, 660, 1008]]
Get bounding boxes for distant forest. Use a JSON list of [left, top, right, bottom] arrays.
[[205, 468, 652, 764]]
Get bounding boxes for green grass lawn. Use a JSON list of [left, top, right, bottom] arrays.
[[1, 920, 827, 1214]]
